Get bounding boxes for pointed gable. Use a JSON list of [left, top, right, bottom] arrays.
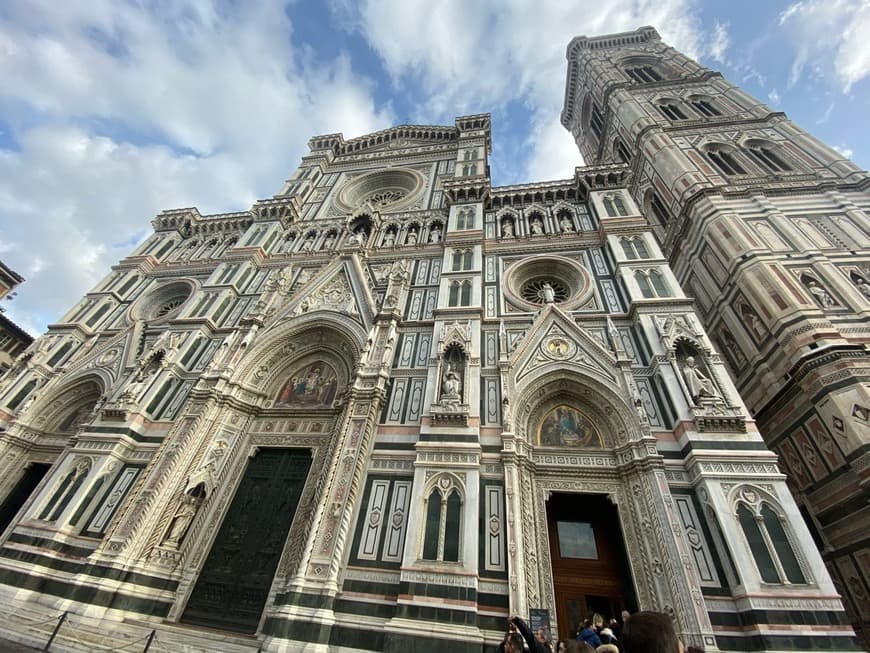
[[510, 304, 619, 388]]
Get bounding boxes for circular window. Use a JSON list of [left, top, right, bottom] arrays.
[[503, 255, 593, 311], [336, 168, 424, 212], [521, 278, 571, 304], [132, 280, 195, 322]]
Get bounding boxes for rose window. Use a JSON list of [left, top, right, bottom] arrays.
[[521, 278, 570, 304], [367, 190, 406, 207], [336, 168, 424, 213], [155, 297, 186, 318], [502, 255, 593, 312]]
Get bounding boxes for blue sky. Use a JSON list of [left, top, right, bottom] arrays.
[[1, 0, 868, 335]]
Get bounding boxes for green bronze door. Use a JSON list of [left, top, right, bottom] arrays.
[[181, 448, 312, 633]]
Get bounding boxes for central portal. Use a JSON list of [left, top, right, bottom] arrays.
[[182, 447, 312, 634], [546, 492, 637, 640]]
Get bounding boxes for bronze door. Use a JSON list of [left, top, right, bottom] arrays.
[[181, 448, 311, 633], [546, 493, 637, 641]]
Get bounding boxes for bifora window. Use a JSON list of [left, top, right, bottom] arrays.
[[422, 477, 462, 563], [738, 501, 806, 584]]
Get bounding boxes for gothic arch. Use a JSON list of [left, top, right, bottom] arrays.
[[231, 313, 366, 397], [30, 373, 107, 435], [512, 368, 641, 448]]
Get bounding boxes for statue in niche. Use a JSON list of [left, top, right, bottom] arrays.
[[17, 391, 38, 414], [429, 224, 442, 243], [681, 356, 720, 404], [440, 366, 462, 405], [383, 230, 396, 247], [121, 370, 149, 402], [559, 213, 574, 232], [406, 228, 419, 245], [439, 344, 465, 406], [349, 229, 365, 246], [850, 273, 870, 298], [530, 217, 544, 235], [163, 490, 202, 549], [738, 302, 767, 341], [805, 278, 837, 307], [300, 234, 315, 252], [323, 233, 336, 250], [718, 328, 747, 368], [501, 219, 514, 238]]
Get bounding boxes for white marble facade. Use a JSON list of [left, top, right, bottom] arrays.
[[0, 30, 862, 653]]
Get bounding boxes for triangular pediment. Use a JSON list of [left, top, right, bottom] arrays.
[[510, 304, 619, 387], [268, 254, 375, 331]]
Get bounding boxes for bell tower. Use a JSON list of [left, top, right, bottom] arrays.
[[562, 27, 870, 647]]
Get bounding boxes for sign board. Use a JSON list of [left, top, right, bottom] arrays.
[[529, 608, 551, 637]]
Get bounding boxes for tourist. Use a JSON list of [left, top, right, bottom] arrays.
[[577, 618, 602, 648], [621, 611, 683, 653]]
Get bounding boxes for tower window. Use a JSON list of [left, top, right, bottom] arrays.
[[590, 104, 604, 140], [614, 139, 632, 164], [691, 98, 722, 117], [746, 145, 793, 173], [657, 102, 688, 121], [625, 66, 663, 83], [706, 148, 747, 176], [649, 193, 671, 227]]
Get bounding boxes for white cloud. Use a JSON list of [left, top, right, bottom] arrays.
[[0, 0, 393, 333], [338, 0, 709, 182], [708, 21, 731, 63], [833, 144, 854, 158], [778, 0, 870, 92], [768, 89, 781, 105]]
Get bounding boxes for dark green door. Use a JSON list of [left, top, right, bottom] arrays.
[[181, 448, 311, 633]]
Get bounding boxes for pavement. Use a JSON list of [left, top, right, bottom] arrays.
[[0, 637, 39, 652]]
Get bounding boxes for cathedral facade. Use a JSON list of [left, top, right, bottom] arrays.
[[0, 27, 864, 653]]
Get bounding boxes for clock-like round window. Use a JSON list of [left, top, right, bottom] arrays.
[[503, 255, 593, 311]]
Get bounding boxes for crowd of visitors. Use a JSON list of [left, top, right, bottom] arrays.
[[501, 610, 705, 653]]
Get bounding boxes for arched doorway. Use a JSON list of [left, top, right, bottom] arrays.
[[178, 328, 356, 634], [546, 492, 637, 640]]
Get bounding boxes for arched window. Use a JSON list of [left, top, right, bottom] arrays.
[[614, 139, 632, 163], [456, 209, 474, 230], [625, 65, 663, 83], [7, 379, 37, 411], [448, 280, 472, 307], [635, 271, 655, 298], [690, 96, 722, 117], [620, 237, 649, 260], [452, 249, 473, 271], [745, 143, 793, 173], [421, 480, 462, 563], [706, 145, 747, 176], [657, 101, 688, 121], [649, 269, 669, 296], [46, 342, 73, 368], [738, 500, 807, 584], [649, 192, 670, 227], [589, 104, 605, 139], [602, 193, 628, 217], [635, 270, 669, 298]]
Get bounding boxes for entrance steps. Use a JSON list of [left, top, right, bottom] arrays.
[[0, 599, 263, 653]]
